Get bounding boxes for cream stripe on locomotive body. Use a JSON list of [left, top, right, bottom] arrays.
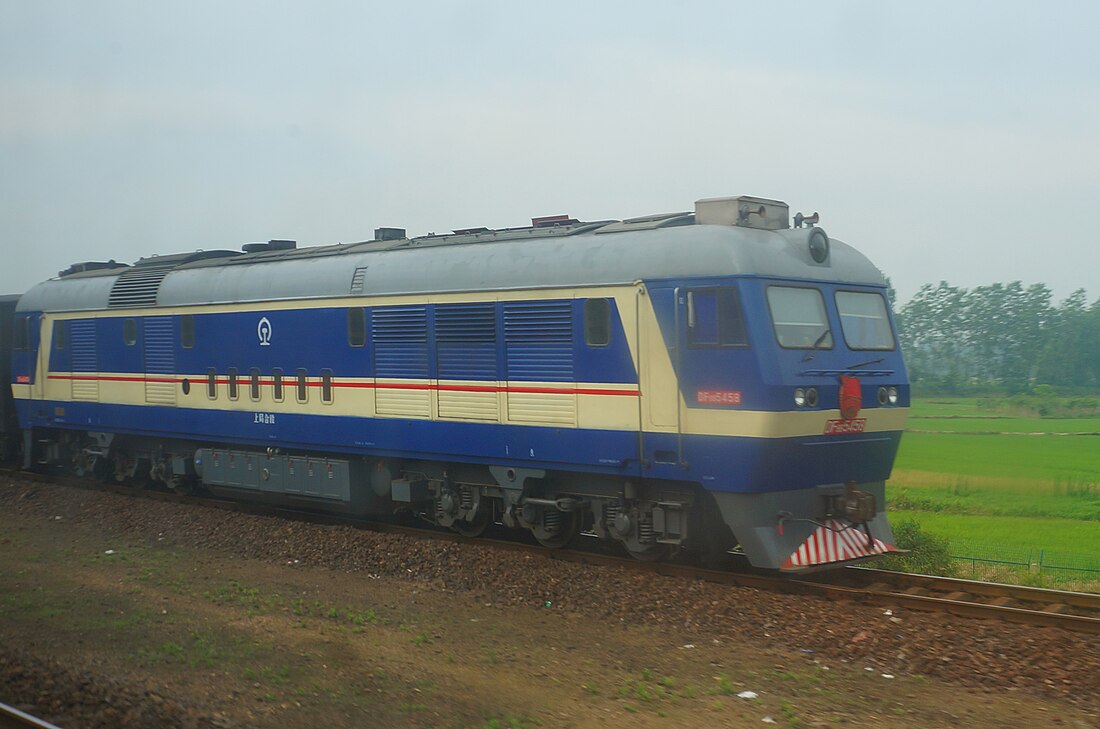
[[9, 196, 910, 569]]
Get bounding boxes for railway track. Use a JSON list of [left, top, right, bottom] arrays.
[[5, 468, 1100, 635], [806, 567, 1100, 634], [0, 702, 62, 729]]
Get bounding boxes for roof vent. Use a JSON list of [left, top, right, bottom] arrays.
[[58, 260, 129, 278], [695, 196, 789, 230], [242, 239, 297, 253], [531, 215, 578, 228], [107, 263, 174, 308], [375, 227, 406, 241]]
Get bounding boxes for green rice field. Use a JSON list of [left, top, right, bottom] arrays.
[[886, 397, 1100, 588]]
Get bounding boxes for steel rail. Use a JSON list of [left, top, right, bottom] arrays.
[[833, 567, 1100, 613], [0, 702, 64, 729]]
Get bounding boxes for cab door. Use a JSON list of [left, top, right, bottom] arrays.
[[638, 286, 682, 467], [31, 315, 47, 402], [679, 286, 755, 409]]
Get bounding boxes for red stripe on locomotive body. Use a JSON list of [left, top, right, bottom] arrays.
[[44, 374, 639, 397]]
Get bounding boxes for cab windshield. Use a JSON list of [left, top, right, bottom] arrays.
[[766, 286, 832, 349], [835, 291, 895, 350]]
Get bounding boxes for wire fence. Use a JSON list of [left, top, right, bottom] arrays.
[[949, 539, 1100, 589]]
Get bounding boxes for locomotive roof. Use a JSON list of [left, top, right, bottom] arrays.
[[17, 207, 887, 313]]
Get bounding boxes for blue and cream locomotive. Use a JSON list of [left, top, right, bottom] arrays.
[[5, 195, 909, 570]]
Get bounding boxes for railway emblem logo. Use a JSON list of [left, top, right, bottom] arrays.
[[257, 317, 273, 346], [838, 375, 862, 420]]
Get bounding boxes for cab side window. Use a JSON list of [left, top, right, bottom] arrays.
[[688, 287, 748, 346]]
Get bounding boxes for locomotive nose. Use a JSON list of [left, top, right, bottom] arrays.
[[839, 375, 862, 420]]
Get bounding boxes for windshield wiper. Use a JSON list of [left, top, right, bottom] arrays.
[[800, 328, 832, 362], [848, 357, 885, 369]]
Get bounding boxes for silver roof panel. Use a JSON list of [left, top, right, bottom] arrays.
[[18, 222, 886, 313]]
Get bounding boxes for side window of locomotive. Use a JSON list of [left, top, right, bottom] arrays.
[[207, 368, 218, 399], [347, 308, 366, 347], [296, 368, 308, 403], [52, 320, 66, 351], [272, 368, 285, 402], [835, 291, 896, 351], [123, 318, 137, 346], [688, 288, 748, 347], [321, 369, 334, 404], [584, 299, 611, 347], [13, 316, 29, 350], [249, 367, 262, 401], [766, 286, 833, 349], [181, 315, 195, 348], [227, 367, 239, 400]]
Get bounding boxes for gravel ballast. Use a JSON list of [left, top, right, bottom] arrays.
[[3, 477, 1098, 722]]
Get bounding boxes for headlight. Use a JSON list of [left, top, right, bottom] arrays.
[[806, 387, 819, 407], [877, 386, 888, 406], [888, 386, 898, 405], [808, 228, 830, 263], [794, 388, 806, 407]]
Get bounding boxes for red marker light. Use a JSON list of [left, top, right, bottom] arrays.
[[839, 376, 862, 420]]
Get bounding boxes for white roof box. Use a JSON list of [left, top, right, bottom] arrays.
[[695, 195, 789, 230]]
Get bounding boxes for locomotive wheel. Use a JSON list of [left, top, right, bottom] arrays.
[[533, 508, 581, 549], [625, 543, 671, 562], [169, 476, 195, 496], [451, 505, 491, 538]]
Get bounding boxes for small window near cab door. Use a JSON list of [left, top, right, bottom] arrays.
[[13, 317, 29, 350], [584, 299, 611, 346], [181, 315, 195, 348], [347, 308, 366, 347]]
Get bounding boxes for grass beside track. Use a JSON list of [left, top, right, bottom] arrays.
[[891, 510, 1100, 557], [893, 432, 1100, 487], [887, 396, 1100, 590]]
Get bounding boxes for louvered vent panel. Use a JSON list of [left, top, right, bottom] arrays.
[[350, 266, 368, 294], [372, 306, 429, 378], [506, 391, 576, 425], [376, 387, 432, 418], [143, 316, 176, 405], [503, 301, 574, 381], [438, 389, 499, 421], [108, 265, 174, 308], [69, 319, 99, 401], [436, 303, 497, 380]]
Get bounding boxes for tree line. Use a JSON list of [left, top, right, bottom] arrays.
[[893, 282, 1100, 393]]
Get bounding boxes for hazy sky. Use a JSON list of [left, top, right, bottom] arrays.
[[2, 1, 1098, 305]]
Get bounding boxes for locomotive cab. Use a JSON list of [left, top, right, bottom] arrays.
[[637, 198, 908, 570]]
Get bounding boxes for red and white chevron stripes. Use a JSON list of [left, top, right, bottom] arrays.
[[781, 519, 896, 571]]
